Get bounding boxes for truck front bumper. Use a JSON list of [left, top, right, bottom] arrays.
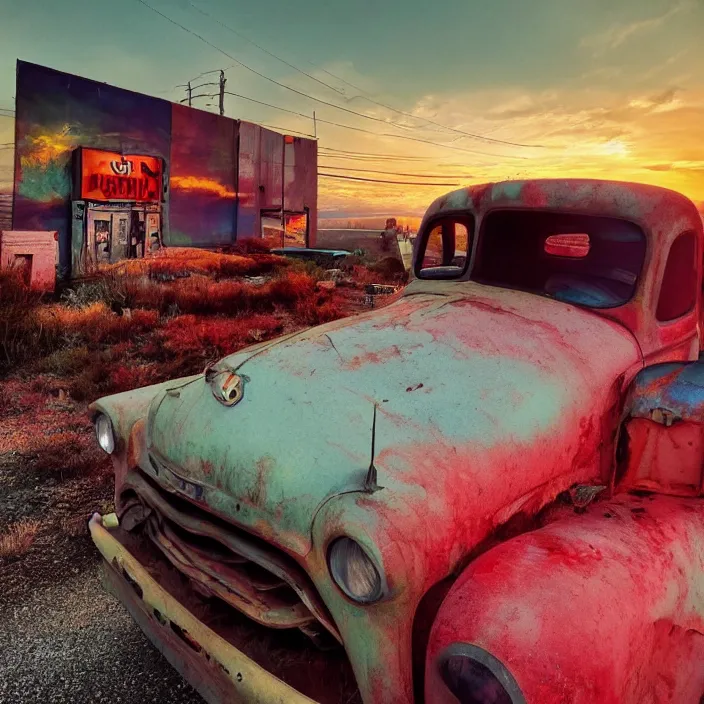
[[89, 513, 317, 704]]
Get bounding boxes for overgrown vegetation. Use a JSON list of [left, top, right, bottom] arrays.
[[0, 245, 406, 573], [0, 519, 41, 560]]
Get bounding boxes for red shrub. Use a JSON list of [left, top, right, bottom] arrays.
[[161, 313, 283, 359], [111, 247, 288, 280], [29, 430, 110, 480], [0, 269, 44, 371], [293, 297, 345, 326], [228, 238, 273, 255], [264, 272, 317, 305], [107, 363, 161, 393], [34, 303, 158, 346], [167, 278, 250, 315]]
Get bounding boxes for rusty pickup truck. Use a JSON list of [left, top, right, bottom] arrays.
[[87, 179, 704, 704]]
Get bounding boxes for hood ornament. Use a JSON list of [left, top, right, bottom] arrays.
[[207, 369, 245, 407]]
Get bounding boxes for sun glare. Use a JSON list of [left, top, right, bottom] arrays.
[[601, 140, 629, 157]]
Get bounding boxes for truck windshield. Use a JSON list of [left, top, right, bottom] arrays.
[[471, 210, 647, 309]]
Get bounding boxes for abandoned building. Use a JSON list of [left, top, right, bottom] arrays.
[[9, 61, 317, 278]]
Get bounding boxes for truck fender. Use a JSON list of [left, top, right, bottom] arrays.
[[424, 495, 704, 704]]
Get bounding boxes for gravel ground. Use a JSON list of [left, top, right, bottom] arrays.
[[0, 559, 203, 704]]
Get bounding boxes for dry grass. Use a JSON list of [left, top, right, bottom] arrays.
[[160, 313, 283, 357], [0, 519, 41, 560], [0, 269, 44, 371], [34, 303, 159, 346], [59, 515, 89, 538], [105, 247, 286, 280], [27, 429, 111, 480]]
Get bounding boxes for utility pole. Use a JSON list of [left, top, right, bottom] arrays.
[[313, 111, 317, 139], [218, 70, 226, 116], [187, 81, 192, 107]]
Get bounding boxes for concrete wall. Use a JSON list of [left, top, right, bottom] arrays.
[[0, 230, 58, 292]]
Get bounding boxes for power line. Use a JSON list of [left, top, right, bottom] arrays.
[[183, 67, 231, 84], [320, 146, 434, 158], [132, 0, 417, 132], [314, 115, 528, 159], [214, 23, 543, 150], [216, 88, 526, 159], [132, 0, 533, 158], [258, 123, 316, 138], [319, 153, 441, 163], [303, 65, 549, 149], [319, 173, 462, 186], [319, 163, 474, 178], [224, 90, 308, 119], [187, 1, 347, 97], [346, 92, 546, 149], [319, 147, 438, 161]]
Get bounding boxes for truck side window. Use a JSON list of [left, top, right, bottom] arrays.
[[656, 231, 697, 321], [415, 216, 473, 279]]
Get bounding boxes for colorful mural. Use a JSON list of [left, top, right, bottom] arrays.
[[13, 61, 171, 276], [13, 61, 317, 276]]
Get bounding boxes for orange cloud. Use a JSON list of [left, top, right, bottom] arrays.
[[317, 84, 704, 216]]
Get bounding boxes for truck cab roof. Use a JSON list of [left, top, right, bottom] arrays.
[[411, 178, 704, 362]]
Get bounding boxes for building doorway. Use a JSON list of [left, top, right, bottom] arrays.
[[85, 205, 161, 268]]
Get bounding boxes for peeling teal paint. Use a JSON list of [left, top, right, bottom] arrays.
[[491, 181, 524, 201], [444, 188, 471, 210], [145, 283, 640, 559]]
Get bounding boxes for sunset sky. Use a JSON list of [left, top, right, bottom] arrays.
[[1, 0, 703, 216]]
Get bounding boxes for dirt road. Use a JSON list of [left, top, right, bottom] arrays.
[[0, 449, 203, 704], [0, 556, 203, 704]]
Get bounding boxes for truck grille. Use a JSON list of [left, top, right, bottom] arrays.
[[119, 468, 340, 647]]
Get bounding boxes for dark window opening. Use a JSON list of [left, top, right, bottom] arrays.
[[656, 231, 697, 321], [414, 215, 473, 280], [11, 254, 33, 286], [472, 210, 647, 309]]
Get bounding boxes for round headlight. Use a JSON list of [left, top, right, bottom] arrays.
[[328, 537, 382, 603], [440, 644, 525, 704], [95, 414, 115, 454]]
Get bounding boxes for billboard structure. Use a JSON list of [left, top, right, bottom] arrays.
[[12, 61, 317, 277]]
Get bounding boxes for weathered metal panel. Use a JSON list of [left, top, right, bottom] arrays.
[[235, 121, 261, 240], [70, 201, 86, 275], [259, 128, 283, 211], [619, 361, 704, 495], [168, 104, 237, 247], [284, 137, 317, 246]]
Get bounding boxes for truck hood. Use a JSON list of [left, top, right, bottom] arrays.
[[145, 282, 642, 556]]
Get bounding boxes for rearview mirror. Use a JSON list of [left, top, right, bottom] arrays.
[[544, 233, 590, 258]]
